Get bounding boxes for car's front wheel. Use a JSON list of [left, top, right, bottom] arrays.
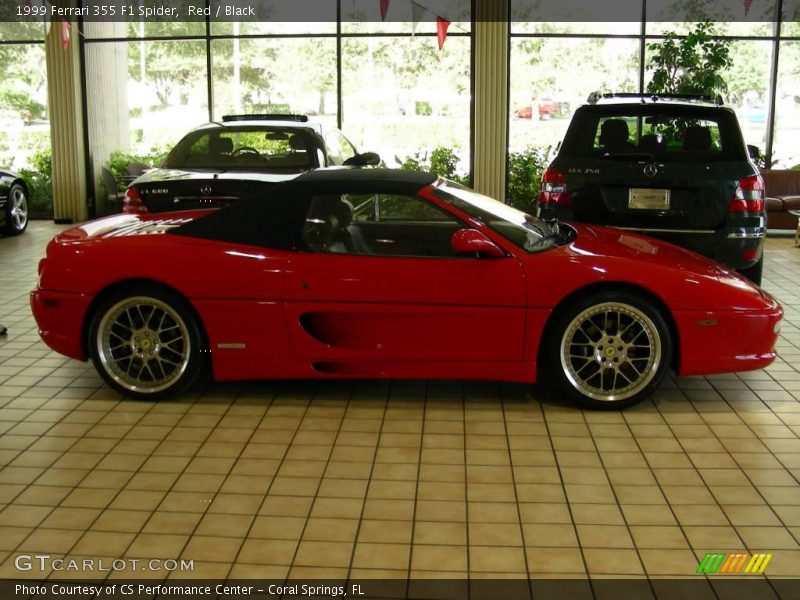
[[3, 183, 28, 236], [88, 286, 206, 400], [546, 291, 673, 410]]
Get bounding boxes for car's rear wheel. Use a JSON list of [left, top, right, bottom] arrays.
[[546, 291, 672, 410], [737, 256, 763, 286], [88, 286, 205, 400], [3, 183, 28, 236]]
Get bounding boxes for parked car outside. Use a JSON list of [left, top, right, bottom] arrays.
[[122, 114, 379, 214], [0, 169, 29, 236], [538, 93, 766, 284], [32, 169, 781, 410], [514, 98, 569, 120]]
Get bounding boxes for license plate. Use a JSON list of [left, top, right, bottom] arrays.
[[628, 188, 670, 210]]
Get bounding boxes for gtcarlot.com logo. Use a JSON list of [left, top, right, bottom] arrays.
[[14, 554, 194, 573], [696, 552, 772, 574]]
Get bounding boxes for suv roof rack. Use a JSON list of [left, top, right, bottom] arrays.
[[586, 92, 724, 106], [221, 114, 309, 122]]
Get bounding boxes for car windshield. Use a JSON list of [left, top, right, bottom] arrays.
[[164, 127, 315, 171], [433, 181, 563, 253]]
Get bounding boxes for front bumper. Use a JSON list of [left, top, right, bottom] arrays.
[[675, 296, 782, 376]]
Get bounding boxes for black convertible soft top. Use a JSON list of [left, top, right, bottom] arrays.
[[171, 168, 439, 249]]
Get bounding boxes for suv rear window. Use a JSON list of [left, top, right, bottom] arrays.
[[561, 106, 746, 162]]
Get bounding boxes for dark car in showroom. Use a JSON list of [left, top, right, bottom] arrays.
[[123, 114, 379, 214], [1, 169, 29, 236], [538, 93, 766, 284]]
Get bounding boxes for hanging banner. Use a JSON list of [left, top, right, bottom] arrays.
[[436, 16, 450, 50], [380, 0, 390, 20], [60, 18, 70, 50]]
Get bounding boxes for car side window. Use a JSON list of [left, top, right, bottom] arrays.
[[302, 193, 463, 258]]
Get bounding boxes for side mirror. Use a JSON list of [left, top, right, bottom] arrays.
[[747, 144, 762, 160], [451, 228, 505, 258], [343, 151, 381, 167]]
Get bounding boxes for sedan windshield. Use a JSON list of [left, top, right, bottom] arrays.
[[433, 181, 565, 253]]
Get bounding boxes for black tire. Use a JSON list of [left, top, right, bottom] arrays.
[[544, 291, 673, 410], [2, 182, 28, 236], [87, 284, 206, 400], [737, 256, 763, 286]]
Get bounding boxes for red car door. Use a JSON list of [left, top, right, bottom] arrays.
[[282, 192, 527, 364]]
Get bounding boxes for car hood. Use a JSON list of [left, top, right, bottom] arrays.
[[132, 167, 300, 186], [551, 222, 776, 311], [567, 222, 729, 279], [54, 210, 212, 243]]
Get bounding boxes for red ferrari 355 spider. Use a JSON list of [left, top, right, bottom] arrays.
[[31, 169, 782, 409]]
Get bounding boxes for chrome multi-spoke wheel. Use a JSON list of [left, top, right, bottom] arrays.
[[3, 183, 28, 235], [548, 292, 672, 409], [89, 287, 205, 399]]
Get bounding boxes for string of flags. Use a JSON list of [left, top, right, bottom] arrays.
[[379, 0, 452, 50]]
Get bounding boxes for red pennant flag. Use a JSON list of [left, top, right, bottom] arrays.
[[436, 17, 450, 50], [744, 0, 753, 15], [61, 19, 70, 50], [380, 0, 390, 21]]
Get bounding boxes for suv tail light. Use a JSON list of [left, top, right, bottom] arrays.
[[728, 175, 764, 213], [539, 168, 571, 206], [122, 186, 148, 214]]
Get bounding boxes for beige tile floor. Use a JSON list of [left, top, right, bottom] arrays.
[[0, 222, 799, 582]]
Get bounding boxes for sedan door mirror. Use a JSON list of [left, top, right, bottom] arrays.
[[451, 228, 505, 258], [343, 152, 381, 167]]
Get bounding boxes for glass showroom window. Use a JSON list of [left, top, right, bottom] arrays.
[[84, 37, 209, 214], [508, 36, 641, 153], [645, 0, 777, 36], [341, 32, 471, 176], [723, 40, 774, 153], [510, 0, 641, 36], [0, 21, 51, 217], [773, 42, 800, 168], [210, 37, 338, 128], [0, 43, 49, 169], [85, 39, 209, 158]]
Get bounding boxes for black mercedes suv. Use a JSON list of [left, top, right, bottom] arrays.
[[538, 93, 765, 284]]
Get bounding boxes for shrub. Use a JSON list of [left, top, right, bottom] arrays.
[[107, 147, 170, 188], [415, 101, 432, 116], [17, 149, 53, 217], [506, 146, 549, 213], [646, 21, 732, 97], [397, 146, 468, 186]]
